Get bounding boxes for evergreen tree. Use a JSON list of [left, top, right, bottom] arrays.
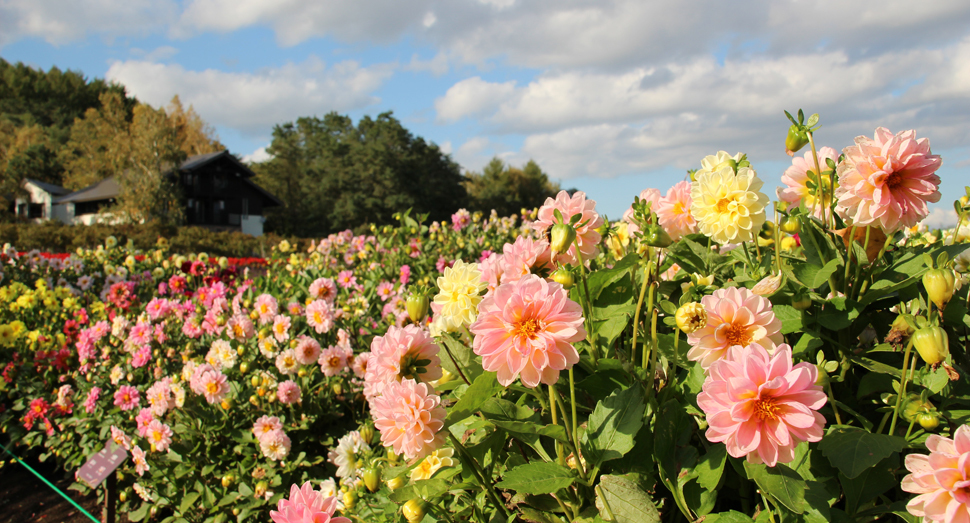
[[464, 157, 560, 216]]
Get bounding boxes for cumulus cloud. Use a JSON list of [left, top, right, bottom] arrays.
[[105, 57, 394, 135], [0, 0, 177, 46], [242, 146, 272, 164], [435, 77, 517, 122]]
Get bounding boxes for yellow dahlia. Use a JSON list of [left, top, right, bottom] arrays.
[[690, 166, 769, 244], [432, 259, 486, 332]]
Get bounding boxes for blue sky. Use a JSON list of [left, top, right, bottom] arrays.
[[3, 0, 970, 224]]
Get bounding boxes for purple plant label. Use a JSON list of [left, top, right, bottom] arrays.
[[77, 441, 128, 488]]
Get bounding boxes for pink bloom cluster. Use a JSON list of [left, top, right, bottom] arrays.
[[655, 181, 698, 240], [471, 274, 585, 388], [270, 482, 351, 523], [697, 344, 827, 467], [189, 364, 230, 404], [253, 416, 292, 461], [479, 236, 553, 292]]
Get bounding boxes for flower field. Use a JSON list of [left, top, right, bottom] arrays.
[[3, 116, 970, 523]]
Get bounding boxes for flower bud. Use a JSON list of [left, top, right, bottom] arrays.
[[785, 124, 810, 156], [792, 294, 812, 311], [923, 268, 956, 310], [221, 474, 235, 488], [778, 216, 800, 234], [403, 499, 427, 523], [363, 467, 381, 492], [359, 424, 375, 446], [675, 302, 707, 334], [643, 224, 672, 248], [918, 411, 941, 431], [549, 223, 577, 255], [913, 325, 949, 365], [255, 480, 269, 498], [343, 490, 357, 510], [550, 268, 575, 289], [406, 293, 429, 323], [386, 476, 405, 491]]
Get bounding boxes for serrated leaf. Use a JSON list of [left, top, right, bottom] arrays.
[[496, 462, 575, 495], [446, 371, 502, 425], [596, 475, 661, 523], [817, 426, 906, 479], [744, 462, 806, 514], [582, 385, 645, 466]]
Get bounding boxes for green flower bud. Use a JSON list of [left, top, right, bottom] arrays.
[[785, 124, 810, 156], [359, 424, 375, 446], [363, 467, 382, 492], [403, 499, 427, 523], [406, 293, 429, 323], [644, 224, 672, 248], [549, 223, 577, 255], [923, 268, 956, 310], [913, 325, 949, 365], [550, 268, 575, 289], [918, 411, 941, 431], [778, 216, 801, 234]]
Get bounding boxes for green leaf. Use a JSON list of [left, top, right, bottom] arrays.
[[817, 426, 906, 479], [923, 366, 949, 394], [582, 385, 645, 466], [439, 332, 483, 382], [691, 444, 726, 491], [841, 454, 898, 516], [596, 474, 662, 523], [772, 305, 804, 334], [446, 371, 502, 425], [744, 462, 806, 514], [179, 492, 201, 514], [791, 259, 840, 289], [586, 253, 640, 301], [704, 511, 755, 523], [128, 503, 150, 522], [496, 462, 575, 495]]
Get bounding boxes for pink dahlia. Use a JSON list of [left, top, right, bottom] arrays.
[[260, 429, 292, 461], [371, 378, 446, 461], [496, 236, 553, 287], [194, 366, 230, 404], [272, 314, 291, 342], [697, 343, 827, 467], [903, 424, 970, 522], [294, 335, 322, 365], [470, 274, 585, 388], [277, 380, 302, 405], [270, 481, 351, 523], [365, 324, 442, 401], [834, 127, 942, 232], [318, 346, 348, 377], [113, 385, 140, 411], [686, 287, 784, 370], [146, 419, 173, 453], [656, 181, 698, 240], [253, 415, 283, 443], [308, 277, 337, 303], [533, 190, 605, 265], [306, 300, 334, 334], [778, 146, 840, 220], [254, 294, 279, 324]]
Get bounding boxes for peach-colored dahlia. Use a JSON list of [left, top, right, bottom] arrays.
[[686, 287, 783, 370], [371, 378, 446, 461], [778, 146, 840, 220], [270, 481, 351, 523], [364, 324, 442, 402], [146, 419, 173, 453], [834, 127, 942, 232], [903, 424, 970, 522], [495, 236, 554, 288], [697, 343, 826, 467], [656, 181, 698, 240], [533, 190, 604, 265], [470, 274, 585, 388]]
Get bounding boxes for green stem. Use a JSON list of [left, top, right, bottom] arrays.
[[843, 225, 857, 295], [631, 260, 654, 366], [889, 338, 916, 435], [549, 385, 564, 466], [850, 227, 872, 301], [807, 131, 828, 228], [826, 382, 843, 425], [646, 308, 660, 396], [951, 213, 966, 246], [568, 367, 580, 473], [642, 283, 656, 370], [576, 255, 599, 364], [448, 433, 510, 519]]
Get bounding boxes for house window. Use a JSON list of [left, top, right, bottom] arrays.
[[213, 200, 225, 224], [28, 203, 43, 219]]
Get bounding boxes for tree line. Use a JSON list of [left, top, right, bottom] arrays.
[[1, 58, 562, 236]]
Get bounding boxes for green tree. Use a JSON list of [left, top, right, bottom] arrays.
[[464, 157, 560, 216], [253, 111, 467, 236]]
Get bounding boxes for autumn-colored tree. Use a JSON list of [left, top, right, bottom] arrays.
[[166, 96, 223, 157], [59, 91, 132, 191]]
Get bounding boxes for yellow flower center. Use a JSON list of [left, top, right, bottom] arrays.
[[725, 322, 753, 347], [715, 197, 732, 214], [754, 397, 780, 421], [206, 382, 220, 394], [514, 318, 542, 340]]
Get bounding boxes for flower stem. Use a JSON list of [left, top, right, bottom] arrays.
[[806, 132, 829, 229], [575, 252, 599, 364], [842, 225, 856, 295], [888, 338, 915, 435], [631, 260, 653, 366], [448, 433, 510, 519], [549, 385, 564, 466], [642, 283, 656, 370]]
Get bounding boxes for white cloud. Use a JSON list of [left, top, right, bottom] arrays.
[[923, 207, 960, 229], [0, 0, 177, 46], [105, 57, 394, 135], [404, 52, 449, 76], [434, 77, 517, 122], [130, 45, 179, 61], [242, 146, 272, 164]]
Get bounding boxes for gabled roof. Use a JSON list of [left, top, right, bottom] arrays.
[[179, 150, 255, 178], [24, 178, 71, 196], [54, 177, 120, 204]]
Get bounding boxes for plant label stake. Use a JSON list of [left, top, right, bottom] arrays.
[[77, 441, 128, 523]]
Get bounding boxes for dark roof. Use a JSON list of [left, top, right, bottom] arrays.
[[179, 150, 254, 178], [54, 177, 120, 204], [24, 178, 71, 196]]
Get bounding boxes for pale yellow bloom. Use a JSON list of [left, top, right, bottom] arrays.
[[690, 166, 769, 244], [432, 260, 486, 333], [410, 448, 454, 481]]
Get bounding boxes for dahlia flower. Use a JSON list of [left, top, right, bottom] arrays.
[[778, 146, 840, 220], [260, 430, 292, 461], [371, 379, 446, 461], [903, 424, 970, 522], [306, 300, 334, 334], [276, 349, 299, 375], [277, 380, 302, 405], [254, 294, 279, 324], [366, 324, 442, 399], [328, 430, 371, 479], [691, 165, 769, 244], [308, 277, 337, 303], [114, 385, 140, 411], [686, 286, 783, 370], [272, 314, 291, 342], [470, 274, 585, 388], [410, 448, 454, 481], [656, 181, 698, 240], [253, 415, 283, 443], [146, 420, 173, 453], [195, 367, 230, 404], [294, 335, 322, 365], [318, 346, 348, 377], [432, 259, 486, 332], [697, 343, 827, 466], [132, 445, 149, 476], [696, 151, 744, 178], [270, 482, 350, 523], [834, 127, 942, 233], [623, 188, 662, 235], [533, 190, 605, 265]]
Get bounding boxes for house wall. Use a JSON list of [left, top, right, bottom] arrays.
[[16, 183, 55, 223], [241, 215, 264, 237]]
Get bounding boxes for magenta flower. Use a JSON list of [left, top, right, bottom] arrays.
[[470, 274, 585, 388], [834, 127, 942, 232], [270, 481, 351, 523], [697, 344, 827, 467], [903, 424, 970, 522], [83, 387, 101, 414], [114, 385, 140, 411], [533, 190, 604, 265], [686, 287, 783, 370], [371, 379, 446, 462]]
